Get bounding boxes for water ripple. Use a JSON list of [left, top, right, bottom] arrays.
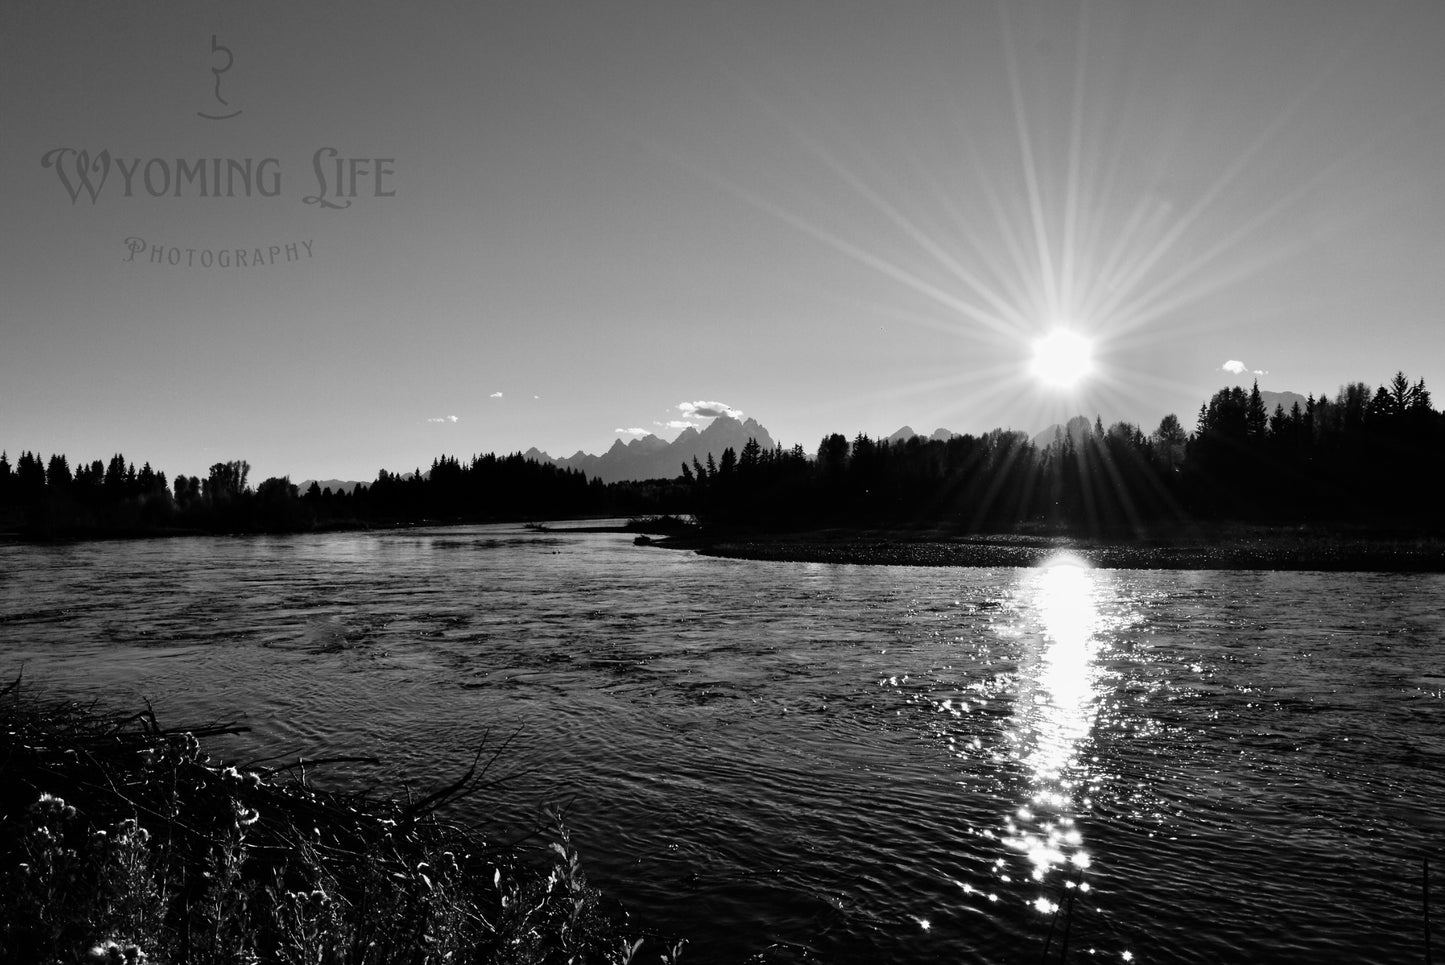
[[3, 526, 1443, 964]]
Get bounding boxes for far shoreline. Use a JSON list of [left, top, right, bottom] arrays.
[[648, 525, 1445, 572], [7, 515, 1445, 572]]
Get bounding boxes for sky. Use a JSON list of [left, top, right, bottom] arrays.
[[3, 0, 1444, 484]]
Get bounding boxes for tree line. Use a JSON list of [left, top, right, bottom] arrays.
[[681, 371, 1444, 534], [0, 452, 688, 538], [3, 370, 1441, 539]]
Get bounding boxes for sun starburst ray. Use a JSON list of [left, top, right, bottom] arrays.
[[1059, 0, 1094, 319], [776, 110, 1043, 337], [999, 4, 1062, 321]]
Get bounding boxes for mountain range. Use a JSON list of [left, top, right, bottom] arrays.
[[308, 389, 1318, 489], [1256, 390, 1310, 414], [884, 426, 961, 445], [525, 414, 778, 484], [1028, 390, 1315, 450], [1031, 416, 1098, 450]]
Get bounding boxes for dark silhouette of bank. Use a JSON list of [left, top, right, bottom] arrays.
[[2, 371, 1441, 545], [680, 373, 1443, 537], [0, 453, 687, 539]]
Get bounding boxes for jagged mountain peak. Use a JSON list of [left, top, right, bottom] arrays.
[[699, 413, 741, 434], [539, 414, 778, 483], [1031, 415, 1094, 450], [887, 426, 917, 443]]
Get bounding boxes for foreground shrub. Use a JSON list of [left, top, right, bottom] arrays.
[[0, 678, 676, 964]]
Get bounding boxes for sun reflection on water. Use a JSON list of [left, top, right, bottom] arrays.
[[1002, 555, 1101, 898]]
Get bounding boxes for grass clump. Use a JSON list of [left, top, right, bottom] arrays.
[[0, 678, 677, 964]]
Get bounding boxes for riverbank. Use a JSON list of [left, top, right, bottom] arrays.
[[0, 681, 656, 964], [1, 513, 650, 544], [652, 525, 1445, 571]]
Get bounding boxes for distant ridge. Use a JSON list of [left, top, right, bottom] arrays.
[[298, 478, 364, 495], [1030, 390, 1313, 449], [1258, 390, 1310, 414], [1031, 415, 1094, 450], [313, 397, 1324, 492], [886, 426, 960, 444], [528, 414, 778, 483], [886, 426, 916, 445], [298, 418, 777, 490]]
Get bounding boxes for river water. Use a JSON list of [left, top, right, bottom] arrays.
[[2, 524, 1443, 963]]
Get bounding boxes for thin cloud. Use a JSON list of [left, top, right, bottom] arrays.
[[615, 427, 649, 436], [489, 391, 503, 398], [656, 420, 698, 430], [678, 400, 743, 419], [426, 415, 459, 424]]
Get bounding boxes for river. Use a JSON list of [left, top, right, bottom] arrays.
[[2, 523, 1442, 963]]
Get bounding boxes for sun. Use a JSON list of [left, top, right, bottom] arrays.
[[1030, 329, 1095, 390]]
